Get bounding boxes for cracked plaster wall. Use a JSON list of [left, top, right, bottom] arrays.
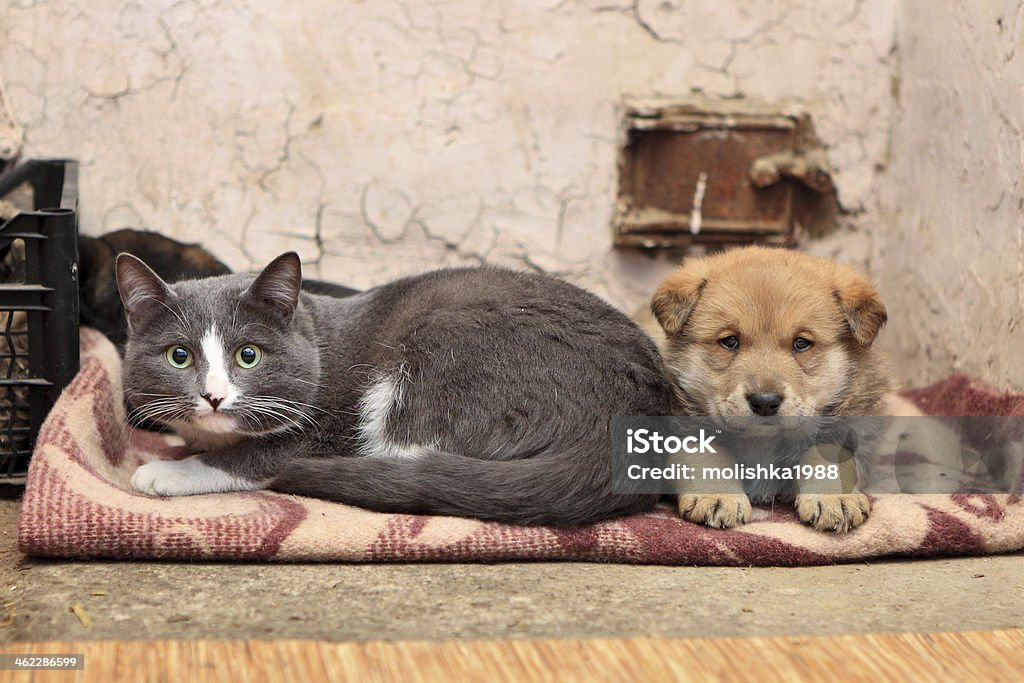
[[0, 0, 897, 312], [878, 0, 1024, 390]]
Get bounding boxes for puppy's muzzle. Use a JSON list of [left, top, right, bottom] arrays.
[[747, 392, 782, 416]]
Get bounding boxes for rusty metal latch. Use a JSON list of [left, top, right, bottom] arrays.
[[614, 97, 839, 249], [750, 148, 833, 194]]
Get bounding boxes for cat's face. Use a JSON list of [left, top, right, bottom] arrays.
[[115, 252, 321, 443]]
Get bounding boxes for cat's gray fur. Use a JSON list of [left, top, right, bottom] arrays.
[[117, 252, 671, 526]]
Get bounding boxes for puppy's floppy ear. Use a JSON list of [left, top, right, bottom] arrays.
[[833, 268, 887, 347], [244, 251, 302, 320], [651, 261, 708, 336], [115, 253, 174, 330]]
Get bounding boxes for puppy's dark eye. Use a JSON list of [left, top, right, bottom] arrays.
[[793, 337, 814, 353], [719, 335, 739, 351]]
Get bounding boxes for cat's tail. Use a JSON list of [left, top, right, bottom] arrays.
[[269, 446, 657, 527]]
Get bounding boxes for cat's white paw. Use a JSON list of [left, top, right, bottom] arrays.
[[131, 458, 258, 496]]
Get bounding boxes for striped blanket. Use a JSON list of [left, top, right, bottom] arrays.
[[17, 329, 1024, 565]]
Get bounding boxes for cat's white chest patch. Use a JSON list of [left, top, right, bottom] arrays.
[[199, 326, 240, 410]]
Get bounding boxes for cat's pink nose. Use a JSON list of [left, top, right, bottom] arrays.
[[202, 394, 222, 410]]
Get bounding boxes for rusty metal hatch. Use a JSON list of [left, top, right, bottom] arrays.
[[614, 98, 836, 250]]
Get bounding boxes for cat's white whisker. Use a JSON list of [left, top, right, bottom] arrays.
[[238, 404, 314, 436], [289, 377, 324, 388], [245, 399, 318, 421], [233, 410, 268, 434], [249, 394, 339, 418], [135, 404, 190, 425], [238, 321, 277, 335], [347, 363, 375, 373], [230, 296, 242, 328], [125, 403, 174, 424], [149, 297, 195, 337], [247, 403, 321, 431]]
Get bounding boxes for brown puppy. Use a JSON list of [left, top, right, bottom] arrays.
[[650, 246, 893, 532]]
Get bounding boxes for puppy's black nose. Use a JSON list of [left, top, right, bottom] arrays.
[[202, 394, 222, 410], [747, 392, 782, 416]]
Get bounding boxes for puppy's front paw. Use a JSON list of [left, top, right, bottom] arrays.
[[678, 493, 751, 529], [795, 493, 870, 533]]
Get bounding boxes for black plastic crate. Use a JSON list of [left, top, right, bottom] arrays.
[[0, 159, 80, 484]]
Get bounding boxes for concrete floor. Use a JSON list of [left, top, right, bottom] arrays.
[[1, 499, 1022, 643]]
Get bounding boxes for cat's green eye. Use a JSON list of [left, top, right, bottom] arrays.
[[165, 345, 193, 369], [235, 344, 262, 369]]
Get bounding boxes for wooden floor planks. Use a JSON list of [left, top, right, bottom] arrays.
[[2, 629, 1023, 681]]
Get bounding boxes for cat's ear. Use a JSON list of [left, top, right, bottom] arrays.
[[245, 252, 301, 320], [115, 253, 174, 329]]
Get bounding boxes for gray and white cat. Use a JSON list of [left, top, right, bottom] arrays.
[[116, 252, 671, 526]]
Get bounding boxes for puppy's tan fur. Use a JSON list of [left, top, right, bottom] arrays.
[[649, 246, 893, 532]]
